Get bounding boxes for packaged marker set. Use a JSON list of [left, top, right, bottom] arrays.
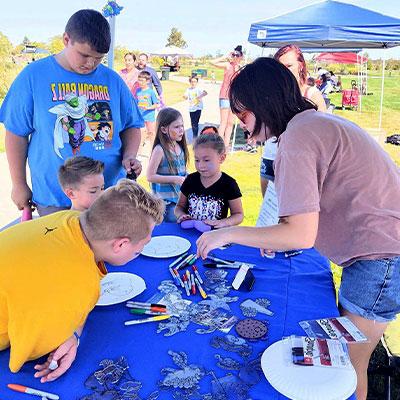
[[288, 335, 352, 369], [299, 316, 368, 344]]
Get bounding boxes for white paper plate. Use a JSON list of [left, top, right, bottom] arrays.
[[97, 272, 146, 306], [141, 235, 191, 258], [261, 339, 357, 400]]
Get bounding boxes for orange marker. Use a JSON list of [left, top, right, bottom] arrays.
[[8, 383, 59, 399]]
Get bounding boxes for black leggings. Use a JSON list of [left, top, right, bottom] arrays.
[[190, 110, 202, 138]]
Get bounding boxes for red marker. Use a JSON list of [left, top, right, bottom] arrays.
[[190, 272, 196, 295]]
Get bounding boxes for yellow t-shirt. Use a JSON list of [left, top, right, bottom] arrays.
[[0, 211, 107, 372]]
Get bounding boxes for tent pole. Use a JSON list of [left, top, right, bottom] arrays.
[[379, 57, 385, 131], [107, 16, 116, 69]]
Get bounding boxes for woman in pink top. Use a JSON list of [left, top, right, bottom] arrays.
[[197, 57, 400, 400], [119, 53, 139, 96], [210, 45, 243, 149], [274, 44, 326, 112]]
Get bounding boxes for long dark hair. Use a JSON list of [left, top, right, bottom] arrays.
[[153, 107, 189, 173], [229, 57, 316, 139]]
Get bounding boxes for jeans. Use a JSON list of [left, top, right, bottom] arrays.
[[190, 110, 202, 138]]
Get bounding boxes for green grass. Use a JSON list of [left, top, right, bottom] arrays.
[[160, 80, 187, 105]]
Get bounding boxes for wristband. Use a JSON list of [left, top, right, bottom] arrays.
[[73, 331, 80, 347]]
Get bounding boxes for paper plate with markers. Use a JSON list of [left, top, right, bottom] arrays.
[[97, 272, 146, 306], [261, 338, 357, 400], [141, 235, 191, 258]]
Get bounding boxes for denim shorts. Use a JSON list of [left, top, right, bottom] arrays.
[[219, 98, 230, 109], [260, 157, 275, 181], [339, 256, 400, 322]]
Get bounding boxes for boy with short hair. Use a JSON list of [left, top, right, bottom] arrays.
[[0, 180, 164, 382], [0, 9, 144, 217], [135, 71, 159, 148], [58, 156, 105, 211]]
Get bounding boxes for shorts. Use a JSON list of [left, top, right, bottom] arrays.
[[339, 256, 400, 322], [260, 157, 275, 181], [219, 98, 230, 109]]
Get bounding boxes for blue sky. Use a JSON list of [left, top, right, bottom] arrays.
[[1, 0, 399, 59]]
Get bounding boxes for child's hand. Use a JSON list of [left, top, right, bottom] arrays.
[[33, 335, 78, 383], [174, 176, 186, 186], [203, 219, 226, 229], [196, 229, 229, 259], [177, 214, 191, 223]]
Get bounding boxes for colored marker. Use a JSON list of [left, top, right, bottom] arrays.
[[126, 302, 166, 309], [130, 308, 166, 316], [8, 384, 59, 400], [192, 265, 203, 284], [169, 266, 178, 281], [124, 315, 171, 326], [190, 273, 196, 295], [168, 251, 189, 269], [126, 304, 166, 313], [195, 277, 208, 299], [182, 274, 191, 296], [187, 255, 198, 266], [173, 268, 185, 287], [175, 254, 194, 270]]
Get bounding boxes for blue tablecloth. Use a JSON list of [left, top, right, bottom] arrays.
[[0, 223, 355, 399]]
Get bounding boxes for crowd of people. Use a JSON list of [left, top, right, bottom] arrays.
[[0, 9, 399, 400]]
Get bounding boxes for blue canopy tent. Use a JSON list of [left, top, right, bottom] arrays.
[[248, 0, 400, 129]]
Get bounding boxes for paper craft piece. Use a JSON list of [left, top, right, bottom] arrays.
[[256, 181, 279, 227], [180, 219, 212, 233], [141, 235, 191, 258], [299, 316, 368, 344], [261, 339, 357, 400], [96, 272, 146, 306], [240, 298, 274, 317]]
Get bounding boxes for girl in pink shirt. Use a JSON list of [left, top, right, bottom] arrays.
[[119, 53, 139, 96], [197, 57, 400, 400]]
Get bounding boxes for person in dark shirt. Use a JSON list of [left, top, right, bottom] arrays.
[[175, 134, 243, 228]]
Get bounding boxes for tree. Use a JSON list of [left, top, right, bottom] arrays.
[[166, 27, 187, 49], [0, 32, 13, 58], [48, 35, 64, 54]]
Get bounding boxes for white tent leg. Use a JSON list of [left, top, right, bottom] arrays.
[[379, 58, 385, 131], [231, 119, 238, 153]]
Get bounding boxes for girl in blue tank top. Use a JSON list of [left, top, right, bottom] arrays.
[[147, 108, 189, 222]]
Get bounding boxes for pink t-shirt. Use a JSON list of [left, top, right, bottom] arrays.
[[119, 67, 139, 96], [219, 62, 239, 99], [274, 109, 400, 266]]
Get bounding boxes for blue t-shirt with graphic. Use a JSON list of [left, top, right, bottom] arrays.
[[135, 87, 159, 122], [0, 56, 144, 207]]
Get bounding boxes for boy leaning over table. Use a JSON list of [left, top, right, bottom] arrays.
[[0, 180, 164, 383]]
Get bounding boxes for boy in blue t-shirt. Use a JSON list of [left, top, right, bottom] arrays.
[[135, 71, 159, 148], [0, 9, 144, 216]]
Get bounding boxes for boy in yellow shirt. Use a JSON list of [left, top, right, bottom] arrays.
[[0, 179, 164, 383], [58, 156, 105, 211]]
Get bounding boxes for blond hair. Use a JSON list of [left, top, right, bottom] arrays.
[[58, 156, 104, 189], [83, 179, 164, 242]]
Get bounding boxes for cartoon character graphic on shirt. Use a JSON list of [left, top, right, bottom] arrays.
[[187, 194, 224, 220], [95, 122, 112, 142], [49, 93, 94, 158]]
